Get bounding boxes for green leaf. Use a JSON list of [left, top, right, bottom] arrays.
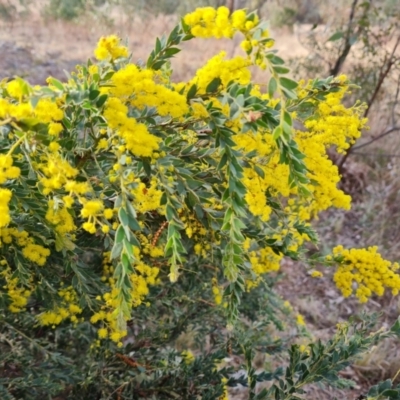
[[272, 126, 283, 140], [89, 89, 100, 100], [115, 225, 125, 244], [125, 201, 137, 219], [254, 164, 265, 178], [164, 47, 181, 57], [127, 215, 141, 231], [267, 54, 285, 65], [378, 379, 393, 392], [111, 242, 123, 260], [48, 77, 64, 91], [206, 77, 221, 93], [390, 317, 400, 336], [268, 77, 277, 98], [327, 31, 344, 42], [381, 389, 400, 398], [155, 37, 162, 54], [186, 84, 197, 101], [273, 66, 290, 74], [279, 77, 298, 91], [283, 111, 292, 127], [230, 102, 240, 119], [118, 208, 129, 227], [96, 94, 108, 108]]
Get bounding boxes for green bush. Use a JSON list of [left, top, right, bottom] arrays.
[[1, 6, 400, 399]]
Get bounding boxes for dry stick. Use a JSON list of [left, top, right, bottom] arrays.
[[351, 126, 400, 151], [116, 353, 144, 369], [365, 37, 400, 118], [337, 34, 400, 173], [329, 0, 360, 77], [352, 152, 400, 158]]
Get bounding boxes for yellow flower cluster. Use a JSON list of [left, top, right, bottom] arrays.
[[46, 200, 76, 235], [183, 7, 254, 38], [0, 79, 34, 120], [39, 153, 80, 195], [296, 129, 352, 218], [211, 277, 223, 305], [1, 227, 29, 246], [219, 377, 229, 400], [0, 188, 12, 228], [109, 64, 188, 118], [34, 98, 64, 136], [249, 246, 282, 275], [243, 238, 284, 290], [79, 199, 112, 234], [22, 243, 51, 266], [181, 349, 195, 364], [81, 200, 103, 217], [234, 78, 365, 226], [7, 79, 26, 99], [181, 213, 211, 258], [302, 76, 367, 155], [90, 251, 160, 345], [188, 51, 251, 94], [91, 257, 126, 345], [0, 227, 50, 266], [132, 262, 160, 305], [38, 286, 83, 327], [332, 246, 400, 302], [242, 168, 273, 222], [0, 260, 31, 313], [296, 314, 306, 326], [137, 233, 165, 258], [131, 178, 163, 214], [190, 101, 209, 119], [94, 35, 129, 61], [104, 97, 160, 158]]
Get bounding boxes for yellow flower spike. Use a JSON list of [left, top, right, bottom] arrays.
[[94, 35, 128, 61], [332, 246, 400, 302], [98, 328, 108, 339], [181, 350, 195, 364], [311, 271, 323, 278], [296, 314, 306, 326]]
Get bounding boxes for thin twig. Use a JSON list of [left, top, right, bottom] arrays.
[[337, 34, 400, 172], [329, 0, 359, 76], [351, 126, 400, 150], [364, 35, 400, 119], [351, 152, 400, 158]]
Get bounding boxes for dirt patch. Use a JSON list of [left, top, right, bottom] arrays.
[[0, 39, 80, 84]]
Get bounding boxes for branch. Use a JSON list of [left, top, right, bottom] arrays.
[[351, 126, 400, 150], [337, 34, 400, 172], [351, 152, 400, 158], [364, 35, 400, 119], [329, 0, 359, 76]]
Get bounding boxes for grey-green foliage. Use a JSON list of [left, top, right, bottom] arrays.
[[261, 0, 322, 28], [41, 0, 225, 21], [0, 3, 16, 22], [0, 0, 31, 22], [43, 0, 87, 20], [241, 314, 400, 399], [3, 276, 400, 399]]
